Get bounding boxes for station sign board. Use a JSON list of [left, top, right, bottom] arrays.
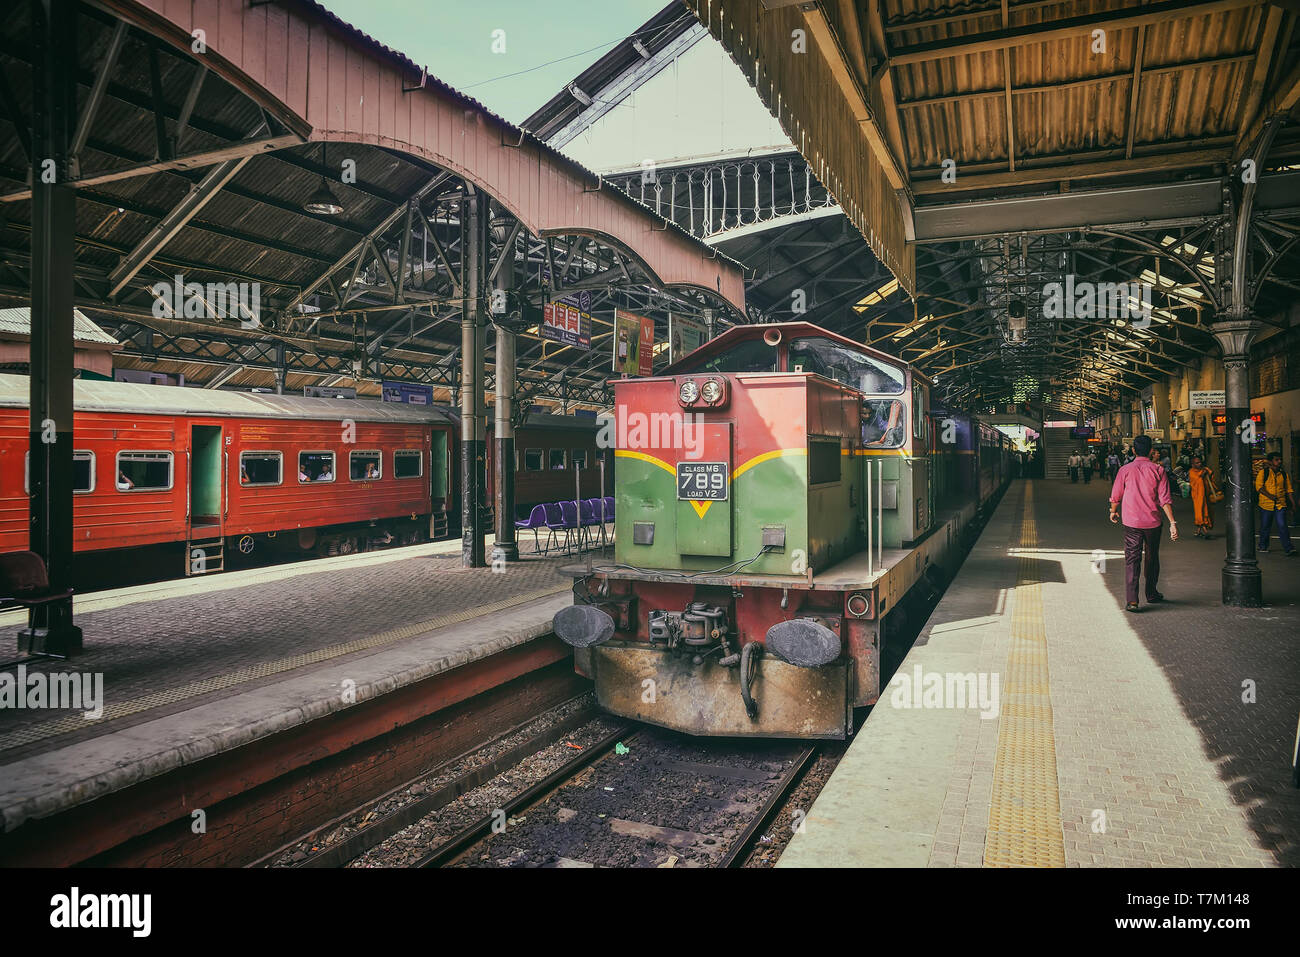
[[1212, 410, 1264, 435], [1189, 390, 1226, 409], [1069, 426, 1095, 439], [304, 386, 356, 399], [381, 380, 434, 405]]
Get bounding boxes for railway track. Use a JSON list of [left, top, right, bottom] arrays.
[[419, 727, 819, 869]]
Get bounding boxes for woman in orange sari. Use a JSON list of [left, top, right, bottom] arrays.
[[1188, 454, 1218, 539]]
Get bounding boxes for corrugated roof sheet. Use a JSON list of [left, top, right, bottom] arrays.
[[0, 373, 456, 425], [0, 307, 119, 346]]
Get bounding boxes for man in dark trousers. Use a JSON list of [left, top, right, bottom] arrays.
[[1109, 434, 1178, 613]]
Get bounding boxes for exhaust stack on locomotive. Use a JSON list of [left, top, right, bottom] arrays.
[[555, 321, 1008, 739]]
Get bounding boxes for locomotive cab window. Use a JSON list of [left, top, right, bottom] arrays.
[[394, 450, 423, 479], [809, 436, 842, 485], [240, 452, 282, 486], [117, 451, 172, 491], [571, 449, 588, 470], [685, 338, 777, 375], [912, 384, 928, 441], [862, 399, 907, 449], [24, 450, 95, 494], [299, 451, 335, 483], [790, 337, 905, 394], [524, 448, 543, 471], [350, 451, 382, 481], [549, 449, 567, 470]]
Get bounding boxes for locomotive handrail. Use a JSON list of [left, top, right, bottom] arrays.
[[185, 450, 191, 524], [224, 452, 229, 520]]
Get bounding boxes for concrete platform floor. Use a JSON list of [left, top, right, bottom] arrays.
[[779, 479, 1300, 868], [0, 530, 585, 764]]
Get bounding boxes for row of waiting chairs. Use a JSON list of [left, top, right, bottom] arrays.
[[514, 497, 614, 555]]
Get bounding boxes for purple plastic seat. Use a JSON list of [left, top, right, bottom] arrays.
[[514, 504, 547, 552], [543, 502, 568, 554], [558, 501, 581, 554]]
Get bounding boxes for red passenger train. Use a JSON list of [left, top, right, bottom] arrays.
[[0, 375, 456, 573], [0, 375, 610, 578]]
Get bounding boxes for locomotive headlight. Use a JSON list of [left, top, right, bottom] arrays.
[[701, 378, 723, 405], [678, 379, 700, 406]]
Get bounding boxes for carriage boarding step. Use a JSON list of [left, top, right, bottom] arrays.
[[186, 536, 225, 576]]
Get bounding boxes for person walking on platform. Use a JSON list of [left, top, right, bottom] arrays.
[[1083, 450, 1096, 484], [1068, 450, 1082, 483], [1187, 454, 1219, 540], [1109, 434, 1178, 613], [1106, 449, 1120, 482], [1256, 451, 1297, 556]]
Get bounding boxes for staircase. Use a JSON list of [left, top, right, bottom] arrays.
[[1043, 427, 1078, 480], [186, 536, 225, 575]]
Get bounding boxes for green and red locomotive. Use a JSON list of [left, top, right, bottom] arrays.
[[554, 321, 1010, 739]]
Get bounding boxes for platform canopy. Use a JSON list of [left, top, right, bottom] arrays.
[[0, 0, 748, 409], [685, 0, 1300, 415]]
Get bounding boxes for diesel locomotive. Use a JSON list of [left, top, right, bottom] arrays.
[[553, 321, 1013, 739]]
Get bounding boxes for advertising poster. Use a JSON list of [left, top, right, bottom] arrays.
[[669, 313, 707, 363], [382, 381, 434, 405], [542, 294, 592, 350], [613, 309, 655, 377]]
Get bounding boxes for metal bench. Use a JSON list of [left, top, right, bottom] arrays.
[[0, 551, 74, 613]]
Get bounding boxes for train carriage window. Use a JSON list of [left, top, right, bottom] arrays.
[[24, 450, 95, 494], [571, 449, 588, 470], [524, 448, 543, 471], [117, 451, 172, 491], [861, 399, 906, 449], [240, 452, 282, 486], [549, 449, 567, 470], [394, 449, 423, 479], [790, 337, 905, 395], [349, 450, 382, 481], [299, 451, 335, 483]]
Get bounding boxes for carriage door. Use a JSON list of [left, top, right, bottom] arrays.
[[186, 425, 225, 575]]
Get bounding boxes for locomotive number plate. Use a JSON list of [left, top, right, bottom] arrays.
[[677, 461, 728, 501]]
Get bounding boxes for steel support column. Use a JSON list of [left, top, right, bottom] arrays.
[[460, 192, 488, 567], [1212, 319, 1263, 606], [491, 265, 519, 564], [23, 0, 82, 654]]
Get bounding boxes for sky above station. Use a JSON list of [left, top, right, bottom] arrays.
[[318, 0, 668, 124]]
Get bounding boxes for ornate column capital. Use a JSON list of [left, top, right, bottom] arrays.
[[1209, 318, 1262, 360]]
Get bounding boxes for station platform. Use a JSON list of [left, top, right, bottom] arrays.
[[0, 534, 587, 864], [780, 479, 1300, 868]]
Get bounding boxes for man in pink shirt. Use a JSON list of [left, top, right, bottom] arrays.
[[1109, 434, 1178, 612]]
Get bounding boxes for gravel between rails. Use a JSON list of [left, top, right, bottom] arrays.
[[347, 712, 626, 867], [449, 728, 812, 868], [265, 692, 608, 867]]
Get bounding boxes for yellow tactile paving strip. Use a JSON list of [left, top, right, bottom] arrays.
[[0, 583, 568, 754], [984, 483, 1067, 867]]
